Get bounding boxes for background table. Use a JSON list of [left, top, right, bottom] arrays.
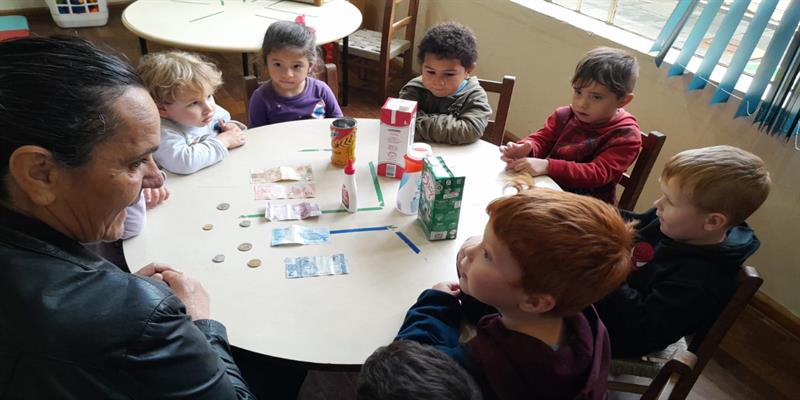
[[124, 118, 559, 368], [122, 0, 362, 103]]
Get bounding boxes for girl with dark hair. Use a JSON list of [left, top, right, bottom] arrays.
[[248, 19, 343, 128]]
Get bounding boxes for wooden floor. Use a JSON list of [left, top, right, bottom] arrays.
[[22, 8, 787, 400]]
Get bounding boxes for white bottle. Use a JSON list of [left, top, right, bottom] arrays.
[[396, 148, 425, 215], [341, 159, 358, 213]]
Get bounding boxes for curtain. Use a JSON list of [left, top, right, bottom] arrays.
[[651, 0, 800, 140]]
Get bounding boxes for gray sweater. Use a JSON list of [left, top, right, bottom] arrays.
[[399, 76, 492, 144]]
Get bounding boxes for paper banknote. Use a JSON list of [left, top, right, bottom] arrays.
[[265, 202, 321, 221], [254, 183, 316, 200], [284, 254, 348, 279], [271, 225, 330, 246], [250, 165, 313, 183]]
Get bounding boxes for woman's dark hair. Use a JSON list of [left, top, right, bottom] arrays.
[[259, 20, 319, 70], [0, 36, 143, 201]]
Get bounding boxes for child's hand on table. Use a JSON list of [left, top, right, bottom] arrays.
[[499, 141, 531, 162], [432, 281, 461, 297], [217, 125, 246, 149], [505, 157, 549, 176]]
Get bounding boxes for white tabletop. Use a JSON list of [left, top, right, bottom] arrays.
[[122, 0, 363, 53], [124, 118, 559, 367]]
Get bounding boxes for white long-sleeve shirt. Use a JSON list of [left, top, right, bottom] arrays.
[[154, 106, 235, 175]]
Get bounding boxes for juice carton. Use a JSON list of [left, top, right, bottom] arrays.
[[378, 98, 417, 178], [418, 156, 465, 241]]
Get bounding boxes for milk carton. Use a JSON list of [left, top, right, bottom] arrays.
[[418, 156, 465, 241], [378, 98, 417, 178]]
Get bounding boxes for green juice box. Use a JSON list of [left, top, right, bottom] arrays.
[[418, 156, 465, 241]]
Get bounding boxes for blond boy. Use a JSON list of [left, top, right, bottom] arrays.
[[596, 145, 771, 357], [138, 51, 246, 175], [396, 189, 633, 400]]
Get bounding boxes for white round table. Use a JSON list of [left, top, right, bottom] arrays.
[[124, 118, 559, 368], [122, 0, 363, 102]]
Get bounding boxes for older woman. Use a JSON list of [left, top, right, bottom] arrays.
[[0, 36, 255, 398]]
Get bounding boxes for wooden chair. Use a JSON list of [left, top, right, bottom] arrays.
[[617, 131, 666, 211], [640, 350, 697, 400], [334, 0, 419, 99], [478, 75, 516, 146], [243, 62, 339, 111], [609, 265, 764, 399]]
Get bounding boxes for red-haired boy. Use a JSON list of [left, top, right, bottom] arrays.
[[395, 189, 633, 400]]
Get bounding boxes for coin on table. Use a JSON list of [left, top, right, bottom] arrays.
[[202, 224, 214, 231], [247, 258, 261, 268], [238, 242, 253, 252], [212, 254, 225, 263], [239, 220, 251, 227], [216, 202, 230, 211]]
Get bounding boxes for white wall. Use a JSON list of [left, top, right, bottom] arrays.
[[1, 0, 128, 12], [414, 0, 800, 315]]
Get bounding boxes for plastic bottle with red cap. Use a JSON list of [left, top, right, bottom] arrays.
[[396, 144, 432, 215], [341, 159, 358, 213]]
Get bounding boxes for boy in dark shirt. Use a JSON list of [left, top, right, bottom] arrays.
[[396, 189, 634, 400], [596, 145, 771, 357]]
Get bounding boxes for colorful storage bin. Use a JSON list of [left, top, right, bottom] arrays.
[[46, 0, 109, 28]]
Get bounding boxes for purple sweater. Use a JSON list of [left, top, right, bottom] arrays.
[[396, 290, 611, 400], [247, 77, 342, 128]]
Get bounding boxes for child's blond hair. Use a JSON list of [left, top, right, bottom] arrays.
[[662, 145, 771, 226], [137, 51, 223, 105]]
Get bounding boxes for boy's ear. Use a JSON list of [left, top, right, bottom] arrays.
[[616, 93, 634, 108], [703, 212, 729, 232], [7, 145, 61, 206], [519, 293, 556, 314], [156, 104, 170, 118], [465, 63, 476, 76]]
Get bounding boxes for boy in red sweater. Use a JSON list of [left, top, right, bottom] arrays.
[[500, 47, 641, 204]]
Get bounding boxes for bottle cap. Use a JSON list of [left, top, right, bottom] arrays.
[[405, 146, 426, 161], [411, 142, 433, 158], [344, 159, 355, 175]]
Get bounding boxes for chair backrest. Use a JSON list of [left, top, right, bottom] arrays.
[[243, 63, 339, 110], [665, 265, 763, 399], [478, 75, 516, 146], [378, 0, 419, 68], [617, 130, 666, 211]]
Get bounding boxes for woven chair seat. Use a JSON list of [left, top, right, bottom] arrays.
[[340, 29, 411, 62], [610, 337, 689, 378]]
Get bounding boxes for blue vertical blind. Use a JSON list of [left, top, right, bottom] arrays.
[[651, 0, 800, 140]]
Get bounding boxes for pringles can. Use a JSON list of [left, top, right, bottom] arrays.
[[331, 117, 357, 167]]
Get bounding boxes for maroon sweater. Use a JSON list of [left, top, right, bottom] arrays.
[[518, 106, 641, 204], [396, 290, 611, 400]]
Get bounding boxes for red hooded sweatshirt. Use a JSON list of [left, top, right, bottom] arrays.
[[518, 106, 641, 204]]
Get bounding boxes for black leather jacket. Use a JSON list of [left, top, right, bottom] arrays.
[[0, 206, 255, 399]]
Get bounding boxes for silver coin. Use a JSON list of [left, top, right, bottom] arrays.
[[239, 220, 252, 227], [216, 202, 230, 211], [212, 254, 225, 263], [247, 258, 261, 268], [238, 242, 253, 252]]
